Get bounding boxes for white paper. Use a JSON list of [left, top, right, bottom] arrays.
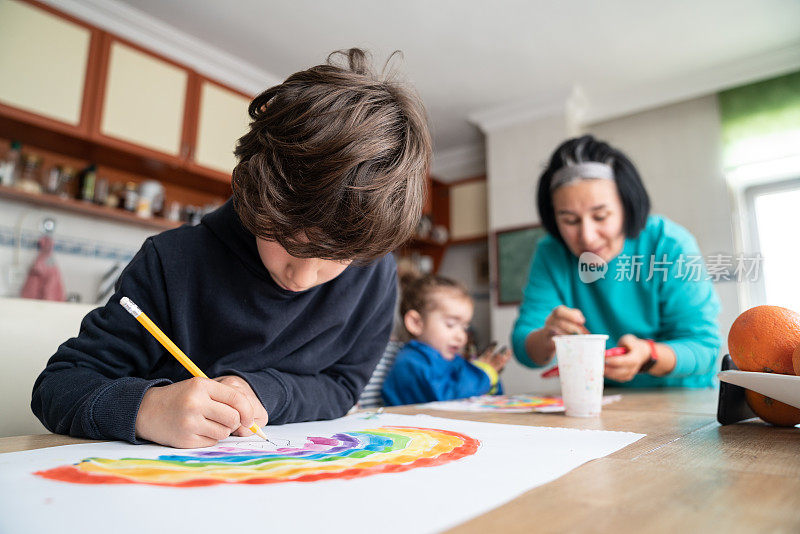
[[420, 393, 623, 413], [0, 413, 643, 534]]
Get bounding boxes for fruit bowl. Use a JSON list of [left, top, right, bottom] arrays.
[[718, 370, 800, 410]]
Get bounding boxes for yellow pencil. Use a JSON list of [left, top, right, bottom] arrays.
[[120, 296, 269, 441]]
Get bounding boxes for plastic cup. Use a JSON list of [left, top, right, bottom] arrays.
[[554, 334, 608, 417]]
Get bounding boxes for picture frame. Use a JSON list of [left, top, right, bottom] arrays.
[[493, 224, 548, 306]]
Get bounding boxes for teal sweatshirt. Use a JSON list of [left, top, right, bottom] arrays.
[[512, 215, 721, 388]]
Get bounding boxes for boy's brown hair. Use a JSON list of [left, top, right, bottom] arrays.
[[232, 48, 432, 262]]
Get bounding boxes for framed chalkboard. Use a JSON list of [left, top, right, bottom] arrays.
[[494, 224, 548, 306]]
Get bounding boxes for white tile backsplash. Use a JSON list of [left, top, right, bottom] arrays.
[[0, 198, 160, 303]]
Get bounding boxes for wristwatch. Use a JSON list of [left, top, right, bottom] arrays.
[[638, 339, 658, 374]]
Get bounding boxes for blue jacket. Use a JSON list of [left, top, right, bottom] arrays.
[[381, 340, 501, 406]]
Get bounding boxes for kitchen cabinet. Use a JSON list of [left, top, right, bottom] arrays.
[[0, 0, 257, 197], [0, 0, 98, 133], [190, 79, 252, 175], [95, 36, 189, 160]]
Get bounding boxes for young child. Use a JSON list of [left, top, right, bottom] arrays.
[[381, 275, 511, 406], [31, 48, 432, 448]]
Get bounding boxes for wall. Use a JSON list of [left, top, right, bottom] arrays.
[[587, 95, 739, 355], [0, 298, 96, 437], [0, 198, 157, 303], [431, 143, 492, 352], [485, 114, 570, 395], [483, 96, 739, 395], [437, 241, 491, 349]]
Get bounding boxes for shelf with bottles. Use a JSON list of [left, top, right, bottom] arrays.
[[0, 137, 225, 231], [0, 113, 232, 198], [394, 179, 450, 273]]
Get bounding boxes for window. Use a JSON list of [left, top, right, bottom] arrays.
[[745, 177, 800, 308], [721, 71, 800, 311]]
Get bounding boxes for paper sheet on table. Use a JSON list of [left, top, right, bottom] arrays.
[[420, 393, 623, 413], [0, 413, 643, 534]]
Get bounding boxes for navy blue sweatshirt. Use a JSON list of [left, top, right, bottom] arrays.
[[31, 199, 397, 443]]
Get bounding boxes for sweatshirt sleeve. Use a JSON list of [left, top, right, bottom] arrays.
[[220, 269, 398, 424], [512, 240, 565, 368], [656, 232, 721, 378], [31, 239, 173, 443], [382, 351, 492, 406]]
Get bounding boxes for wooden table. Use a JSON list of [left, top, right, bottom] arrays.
[[2, 389, 799, 533]]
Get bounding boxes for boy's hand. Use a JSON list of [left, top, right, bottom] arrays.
[[135, 377, 255, 448], [476, 345, 512, 373], [214, 375, 269, 437]]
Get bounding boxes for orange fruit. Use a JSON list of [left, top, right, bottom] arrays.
[[728, 305, 800, 374], [745, 390, 800, 427], [794, 344, 800, 376], [729, 305, 800, 426]]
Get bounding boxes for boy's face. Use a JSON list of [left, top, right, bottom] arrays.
[[256, 238, 351, 292], [404, 289, 473, 361]]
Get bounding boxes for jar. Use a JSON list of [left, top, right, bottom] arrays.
[[17, 153, 43, 194], [123, 182, 138, 212], [93, 178, 109, 205]]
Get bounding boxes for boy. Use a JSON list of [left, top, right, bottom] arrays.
[[381, 275, 511, 406], [31, 48, 431, 448]]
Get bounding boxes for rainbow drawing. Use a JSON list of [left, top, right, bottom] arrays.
[[34, 426, 479, 487], [424, 394, 622, 413], [474, 395, 563, 411]]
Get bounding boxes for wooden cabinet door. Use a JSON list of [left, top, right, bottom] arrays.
[[96, 37, 188, 160], [0, 0, 95, 132], [449, 178, 488, 241], [191, 80, 251, 175]]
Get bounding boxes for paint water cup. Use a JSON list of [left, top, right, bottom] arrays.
[[554, 334, 608, 417]]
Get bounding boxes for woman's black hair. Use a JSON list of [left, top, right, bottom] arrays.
[[536, 135, 650, 246]]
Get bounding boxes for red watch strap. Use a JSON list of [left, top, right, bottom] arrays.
[[646, 339, 658, 361], [638, 339, 658, 374]]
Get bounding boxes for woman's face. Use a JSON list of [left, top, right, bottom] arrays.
[[552, 178, 626, 263]]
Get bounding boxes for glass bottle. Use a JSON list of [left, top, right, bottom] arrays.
[[57, 167, 75, 198], [78, 164, 97, 202], [93, 177, 109, 205], [44, 165, 62, 194], [123, 182, 138, 212], [0, 141, 22, 187], [105, 182, 122, 208], [16, 153, 43, 194]]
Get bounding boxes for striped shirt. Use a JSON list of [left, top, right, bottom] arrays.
[[357, 341, 402, 409]]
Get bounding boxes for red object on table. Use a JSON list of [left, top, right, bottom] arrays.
[[541, 346, 629, 378]]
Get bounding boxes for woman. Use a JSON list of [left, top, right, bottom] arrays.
[[512, 135, 720, 387]]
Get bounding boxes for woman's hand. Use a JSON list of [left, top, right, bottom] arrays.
[[525, 305, 590, 366], [604, 334, 651, 382], [544, 305, 590, 337]]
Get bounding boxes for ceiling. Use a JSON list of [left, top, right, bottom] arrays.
[[63, 1, 800, 157]]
